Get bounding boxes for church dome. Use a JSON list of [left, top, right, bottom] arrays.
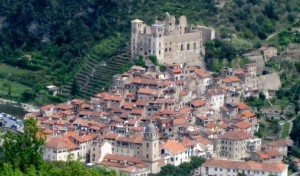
[[145, 122, 156, 133]]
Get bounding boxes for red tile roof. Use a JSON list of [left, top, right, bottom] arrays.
[[138, 88, 156, 94], [237, 102, 249, 110], [161, 140, 187, 154], [46, 136, 78, 150], [266, 139, 293, 147], [202, 158, 288, 173], [191, 99, 206, 107], [220, 130, 252, 141], [232, 121, 252, 129]]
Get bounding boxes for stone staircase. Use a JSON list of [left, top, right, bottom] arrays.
[[61, 46, 132, 99]]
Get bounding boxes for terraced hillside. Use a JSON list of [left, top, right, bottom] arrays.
[[61, 46, 131, 99]]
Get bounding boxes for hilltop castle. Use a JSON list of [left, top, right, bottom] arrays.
[[131, 12, 215, 67]]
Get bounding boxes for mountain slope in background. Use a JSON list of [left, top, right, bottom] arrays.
[[0, 0, 299, 103]]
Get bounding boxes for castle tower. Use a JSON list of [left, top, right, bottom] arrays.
[[131, 19, 144, 59], [151, 23, 165, 62], [142, 122, 160, 174], [164, 12, 176, 36], [178, 16, 187, 34]]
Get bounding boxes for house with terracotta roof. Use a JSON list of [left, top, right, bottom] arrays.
[[137, 87, 157, 100], [205, 89, 225, 112], [43, 136, 80, 161], [194, 68, 212, 94], [201, 158, 288, 176], [265, 138, 293, 156], [160, 139, 189, 166], [190, 99, 206, 113], [98, 154, 150, 176], [231, 121, 254, 135], [40, 104, 55, 117], [44, 131, 96, 162], [260, 45, 277, 61], [224, 89, 240, 105], [215, 130, 261, 160], [178, 90, 192, 108], [101, 132, 144, 158], [251, 148, 283, 164], [220, 103, 239, 119]]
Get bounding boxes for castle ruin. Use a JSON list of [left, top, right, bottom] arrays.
[[131, 12, 215, 67]]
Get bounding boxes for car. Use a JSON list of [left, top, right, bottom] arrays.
[[11, 124, 17, 129]]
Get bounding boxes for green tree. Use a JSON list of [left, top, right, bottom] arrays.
[[159, 65, 167, 72], [135, 56, 147, 68], [7, 84, 11, 96], [21, 90, 35, 102], [70, 79, 79, 97], [0, 118, 45, 172], [149, 55, 159, 66], [263, 1, 277, 19], [0, 163, 24, 176]]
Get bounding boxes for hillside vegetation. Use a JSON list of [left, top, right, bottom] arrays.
[[0, 0, 299, 103]]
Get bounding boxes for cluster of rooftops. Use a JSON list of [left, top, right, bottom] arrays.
[[25, 62, 291, 175]]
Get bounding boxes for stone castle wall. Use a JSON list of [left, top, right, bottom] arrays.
[[131, 13, 214, 68]]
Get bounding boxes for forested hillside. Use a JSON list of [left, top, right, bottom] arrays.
[[0, 0, 299, 103]]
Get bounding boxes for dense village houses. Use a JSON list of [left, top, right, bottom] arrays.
[[28, 14, 290, 176]]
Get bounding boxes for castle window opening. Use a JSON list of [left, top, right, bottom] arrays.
[[169, 48, 171, 52], [187, 43, 190, 50], [181, 44, 184, 51], [194, 43, 196, 49]]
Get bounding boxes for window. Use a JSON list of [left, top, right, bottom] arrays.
[[147, 143, 149, 148], [181, 44, 184, 51], [147, 154, 149, 158], [187, 43, 190, 50]]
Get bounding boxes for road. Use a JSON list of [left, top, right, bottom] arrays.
[[0, 113, 24, 133]]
